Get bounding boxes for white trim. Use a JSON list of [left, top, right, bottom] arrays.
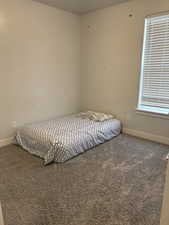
[[137, 18, 148, 109], [136, 108, 169, 120], [123, 128, 169, 146], [136, 106, 169, 116], [137, 16, 169, 112], [0, 201, 4, 225], [0, 137, 14, 148]]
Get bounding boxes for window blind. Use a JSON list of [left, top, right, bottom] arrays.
[[138, 14, 169, 114]]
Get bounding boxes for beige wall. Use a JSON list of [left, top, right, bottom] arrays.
[[0, 0, 80, 139], [1, 0, 169, 140], [81, 0, 169, 138]]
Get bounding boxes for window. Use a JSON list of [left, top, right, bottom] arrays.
[[137, 13, 169, 115]]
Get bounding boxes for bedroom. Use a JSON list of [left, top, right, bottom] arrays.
[[0, 0, 169, 224]]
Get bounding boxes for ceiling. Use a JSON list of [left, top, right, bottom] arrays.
[[33, 0, 130, 15]]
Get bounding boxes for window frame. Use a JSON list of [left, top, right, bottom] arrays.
[[137, 15, 169, 117]]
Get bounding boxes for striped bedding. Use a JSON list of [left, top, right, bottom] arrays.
[[16, 115, 121, 165]]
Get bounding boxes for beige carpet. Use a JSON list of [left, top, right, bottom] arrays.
[[0, 134, 168, 225]]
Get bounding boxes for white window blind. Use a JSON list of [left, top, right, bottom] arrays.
[[138, 13, 169, 115]]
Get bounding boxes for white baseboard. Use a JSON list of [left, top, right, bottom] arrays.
[[0, 137, 14, 148], [0, 201, 4, 225], [123, 128, 169, 146]]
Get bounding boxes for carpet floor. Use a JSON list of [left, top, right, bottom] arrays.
[[0, 134, 168, 225]]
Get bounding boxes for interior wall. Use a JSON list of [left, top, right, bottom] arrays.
[[1, 0, 169, 141], [0, 0, 80, 139], [81, 0, 169, 138]]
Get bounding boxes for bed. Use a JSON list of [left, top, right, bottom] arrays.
[[16, 114, 121, 165]]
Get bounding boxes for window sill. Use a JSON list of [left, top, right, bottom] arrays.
[[136, 106, 169, 120]]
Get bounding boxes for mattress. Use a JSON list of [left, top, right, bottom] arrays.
[[16, 115, 121, 165]]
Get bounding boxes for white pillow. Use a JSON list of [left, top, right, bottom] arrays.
[[78, 111, 115, 122]]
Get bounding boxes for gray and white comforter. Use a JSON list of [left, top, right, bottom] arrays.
[[16, 115, 121, 165]]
